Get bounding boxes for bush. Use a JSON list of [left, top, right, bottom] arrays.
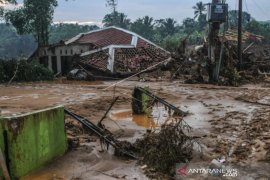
[[0, 59, 54, 83]]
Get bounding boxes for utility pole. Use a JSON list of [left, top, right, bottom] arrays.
[[208, 0, 228, 83], [209, 0, 220, 83], [238, 0, 243, 68]]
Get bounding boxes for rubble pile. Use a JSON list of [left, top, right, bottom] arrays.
[[114, 46, 170, 73], [65, 117, 97, 149], [132, 119, 196, 178], [170, 43, 270, 86]]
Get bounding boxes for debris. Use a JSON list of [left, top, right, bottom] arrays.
[[133, 119, 198, 177], [141, 165, 148, 169], [67, 69, 94, 81], [64, 109, 137, 159], [170, 43, 270, 86], [210, 159, 223, 168], [224, 29, 264, 42], [132, 87, 187, 116], [98, 96, 120, 126], [6, 61, 19, 87]]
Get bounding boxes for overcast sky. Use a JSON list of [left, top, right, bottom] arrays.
[[13, 0, 270, 26]]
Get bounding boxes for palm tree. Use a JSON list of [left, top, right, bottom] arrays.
[[142, 16, 154, 28], [102, 11, 130, 29], [193, 1, 206, 20], [162, 18, 177, 35], [130, 16, 155, 40], [155, 18, 177, 37], [103, 13, 114, 27], [117, 12, 131, 29]]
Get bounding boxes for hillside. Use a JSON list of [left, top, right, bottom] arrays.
[[0, 23, 99, 59]]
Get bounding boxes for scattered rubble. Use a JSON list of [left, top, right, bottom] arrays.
[[67, 68, 94, 81], [1, 80, 270, 179], [169, 36, 270, 86], [133, 119, 197, 178]]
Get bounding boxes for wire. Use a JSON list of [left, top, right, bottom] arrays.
[[244, 0, 249, 13]]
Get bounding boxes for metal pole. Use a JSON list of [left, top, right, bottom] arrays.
[[238, 0, 243, 67]]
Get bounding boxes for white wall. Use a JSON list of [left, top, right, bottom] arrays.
[[38, 44, 90, 73]]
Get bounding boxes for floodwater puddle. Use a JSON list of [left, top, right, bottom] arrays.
[[110, 106, 170, 128]]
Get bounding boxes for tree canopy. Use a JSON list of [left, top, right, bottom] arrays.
[[103, 11, 131, 29], [5, 0, 58, 46], [193, 1, 206, 20], [1, 0, 270, 58]]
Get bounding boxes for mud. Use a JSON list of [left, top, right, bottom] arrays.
[[0, 80, 270, 179]]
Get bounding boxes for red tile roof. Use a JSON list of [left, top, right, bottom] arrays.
[[70, 27, 154, 49], [74, 28, 132, 48], [75, 27, 171, 73], [80, 50, 109, 71]]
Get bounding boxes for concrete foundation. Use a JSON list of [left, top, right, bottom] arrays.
[[0, 106, 67, 179]]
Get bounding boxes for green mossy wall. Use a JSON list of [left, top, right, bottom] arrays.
[[0, 106, 67, 179]]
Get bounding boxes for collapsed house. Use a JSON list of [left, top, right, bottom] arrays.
[[171, 28, 270, 85], [30, 27, 170, 77]]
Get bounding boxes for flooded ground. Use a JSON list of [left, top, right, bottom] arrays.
[[0, 80, 270, 179]]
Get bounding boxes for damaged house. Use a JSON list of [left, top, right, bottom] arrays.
[[31, 26, 170, 78]]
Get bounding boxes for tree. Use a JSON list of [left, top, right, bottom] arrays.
[[0, 0, 16, 17], [193, 1, 206, 20], [103, 11, 130, 29], [158, 18, 177, 36], [228, 10, 251, 28], [0, 23, 37, 58], [106, 0, 117, 13], [182, 18, 197, 34], [246, 20, 270, 43], [131, 16, 155, 40], [49, 23, 99, 44], [193, 1, 207, 30], [198, 14, 207, 31], [5, 0, 58, 46], [105, 0, 119, 28]]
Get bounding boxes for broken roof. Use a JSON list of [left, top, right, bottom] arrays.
[[65, 26, 167, 51], [70, 26, 171, 74]]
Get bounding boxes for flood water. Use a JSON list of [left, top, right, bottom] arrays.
[[109, 106, 170, 128]]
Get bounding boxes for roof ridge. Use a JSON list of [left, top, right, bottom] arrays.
[[65, 26, 169, 53], [65, 26, 117, 45], [109, 26, 169, 52]]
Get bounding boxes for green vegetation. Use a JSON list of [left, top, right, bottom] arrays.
[[49, 23, 99, 44], [4, 0, 58, 46], [0, 59, 54, 83], [0, 24, 36, 58], [0, 23, 99, 58], [102, 1, 270, 52], [1, 0, 270, 59]]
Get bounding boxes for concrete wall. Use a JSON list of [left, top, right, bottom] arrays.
[[0, 106, 67, 179]]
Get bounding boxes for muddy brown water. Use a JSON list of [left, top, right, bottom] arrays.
[[1, 81, 270, 179], [109, 106, 170, 128]]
